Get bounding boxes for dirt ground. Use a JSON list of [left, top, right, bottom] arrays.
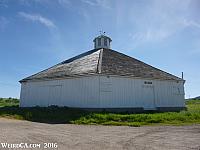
[[0, 118, 200, 150]]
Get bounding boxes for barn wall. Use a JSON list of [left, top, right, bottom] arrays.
[[20, 76, 99, 107], [99, 76, 185, 109], [20, 75, 185, 109]]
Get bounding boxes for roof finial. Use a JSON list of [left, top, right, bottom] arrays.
[[99, 30, 102, 35], [99, 30, 106, 35]]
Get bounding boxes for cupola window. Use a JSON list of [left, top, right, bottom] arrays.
[[104, 38, 107, 46], [98, 38, 101, 46]]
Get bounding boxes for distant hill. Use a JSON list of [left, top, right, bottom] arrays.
[[186, 96, 200, 100], [193, 96, 200, 100]]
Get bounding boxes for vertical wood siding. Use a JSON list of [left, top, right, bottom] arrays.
[[20, 76, 185, 108]]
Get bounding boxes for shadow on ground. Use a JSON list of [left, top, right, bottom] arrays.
[[0, 106, 91, 124], [0, 106, 157, 124], [1, 104, 196, 126]]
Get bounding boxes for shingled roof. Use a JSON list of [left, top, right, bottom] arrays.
[[20, 48, 183, 82]]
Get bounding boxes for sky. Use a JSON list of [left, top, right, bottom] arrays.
[[0, 0, 199, 99]]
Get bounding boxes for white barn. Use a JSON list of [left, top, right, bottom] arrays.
[[19, 35, 185, 112]]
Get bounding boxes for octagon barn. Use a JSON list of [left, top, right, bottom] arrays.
[[19, 35, 185, 111]]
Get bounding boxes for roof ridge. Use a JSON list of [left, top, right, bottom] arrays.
[[97, 49, 103, 74]]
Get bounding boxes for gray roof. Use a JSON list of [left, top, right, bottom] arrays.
[[20, 48, 183, 82]]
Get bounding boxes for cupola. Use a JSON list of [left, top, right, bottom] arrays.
[[93, 34, 112, 49]]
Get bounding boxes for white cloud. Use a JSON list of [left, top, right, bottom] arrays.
[[183, 19, 200, 29], [58, 0, 70, 5], [18, 0, 29, 5], [18, 0, 71, 7], [19, 0, 50, 6], [18, 12, 56, 29], [0, 0, 8, 8], [81, 0, 111, 9], [0, 16, 9, 31], [81, 0, 96, 6], [132, 29, 172, 42], [126, 0, 197, 45]]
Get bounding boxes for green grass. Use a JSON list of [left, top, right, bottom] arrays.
[[0, 98, 19, 107], [71, 101, 200, 126], [0, 98, 200, 126]]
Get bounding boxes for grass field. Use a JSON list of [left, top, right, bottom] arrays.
[[0, 98, 19, 107], [0, 98, 200, 126]]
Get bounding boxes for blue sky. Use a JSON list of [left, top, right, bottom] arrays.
[[0, 0, 199, 98]]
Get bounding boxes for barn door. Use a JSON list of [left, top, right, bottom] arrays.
[[142, 85, 156, 110], [99, 77, 113, 108], [48, 85, 62, 106]]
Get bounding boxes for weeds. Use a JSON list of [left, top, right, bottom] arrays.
[[0, 98, 200, 126]]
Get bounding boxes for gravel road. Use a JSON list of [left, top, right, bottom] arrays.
[[0, 118, 200, 150]]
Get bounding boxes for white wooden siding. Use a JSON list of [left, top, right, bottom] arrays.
[[20, 75, 185, 108]]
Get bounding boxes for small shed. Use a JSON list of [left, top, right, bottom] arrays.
[[19, 35, 185, 112]]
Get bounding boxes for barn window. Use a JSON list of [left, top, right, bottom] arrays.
[[144, 81, 152, 84]]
